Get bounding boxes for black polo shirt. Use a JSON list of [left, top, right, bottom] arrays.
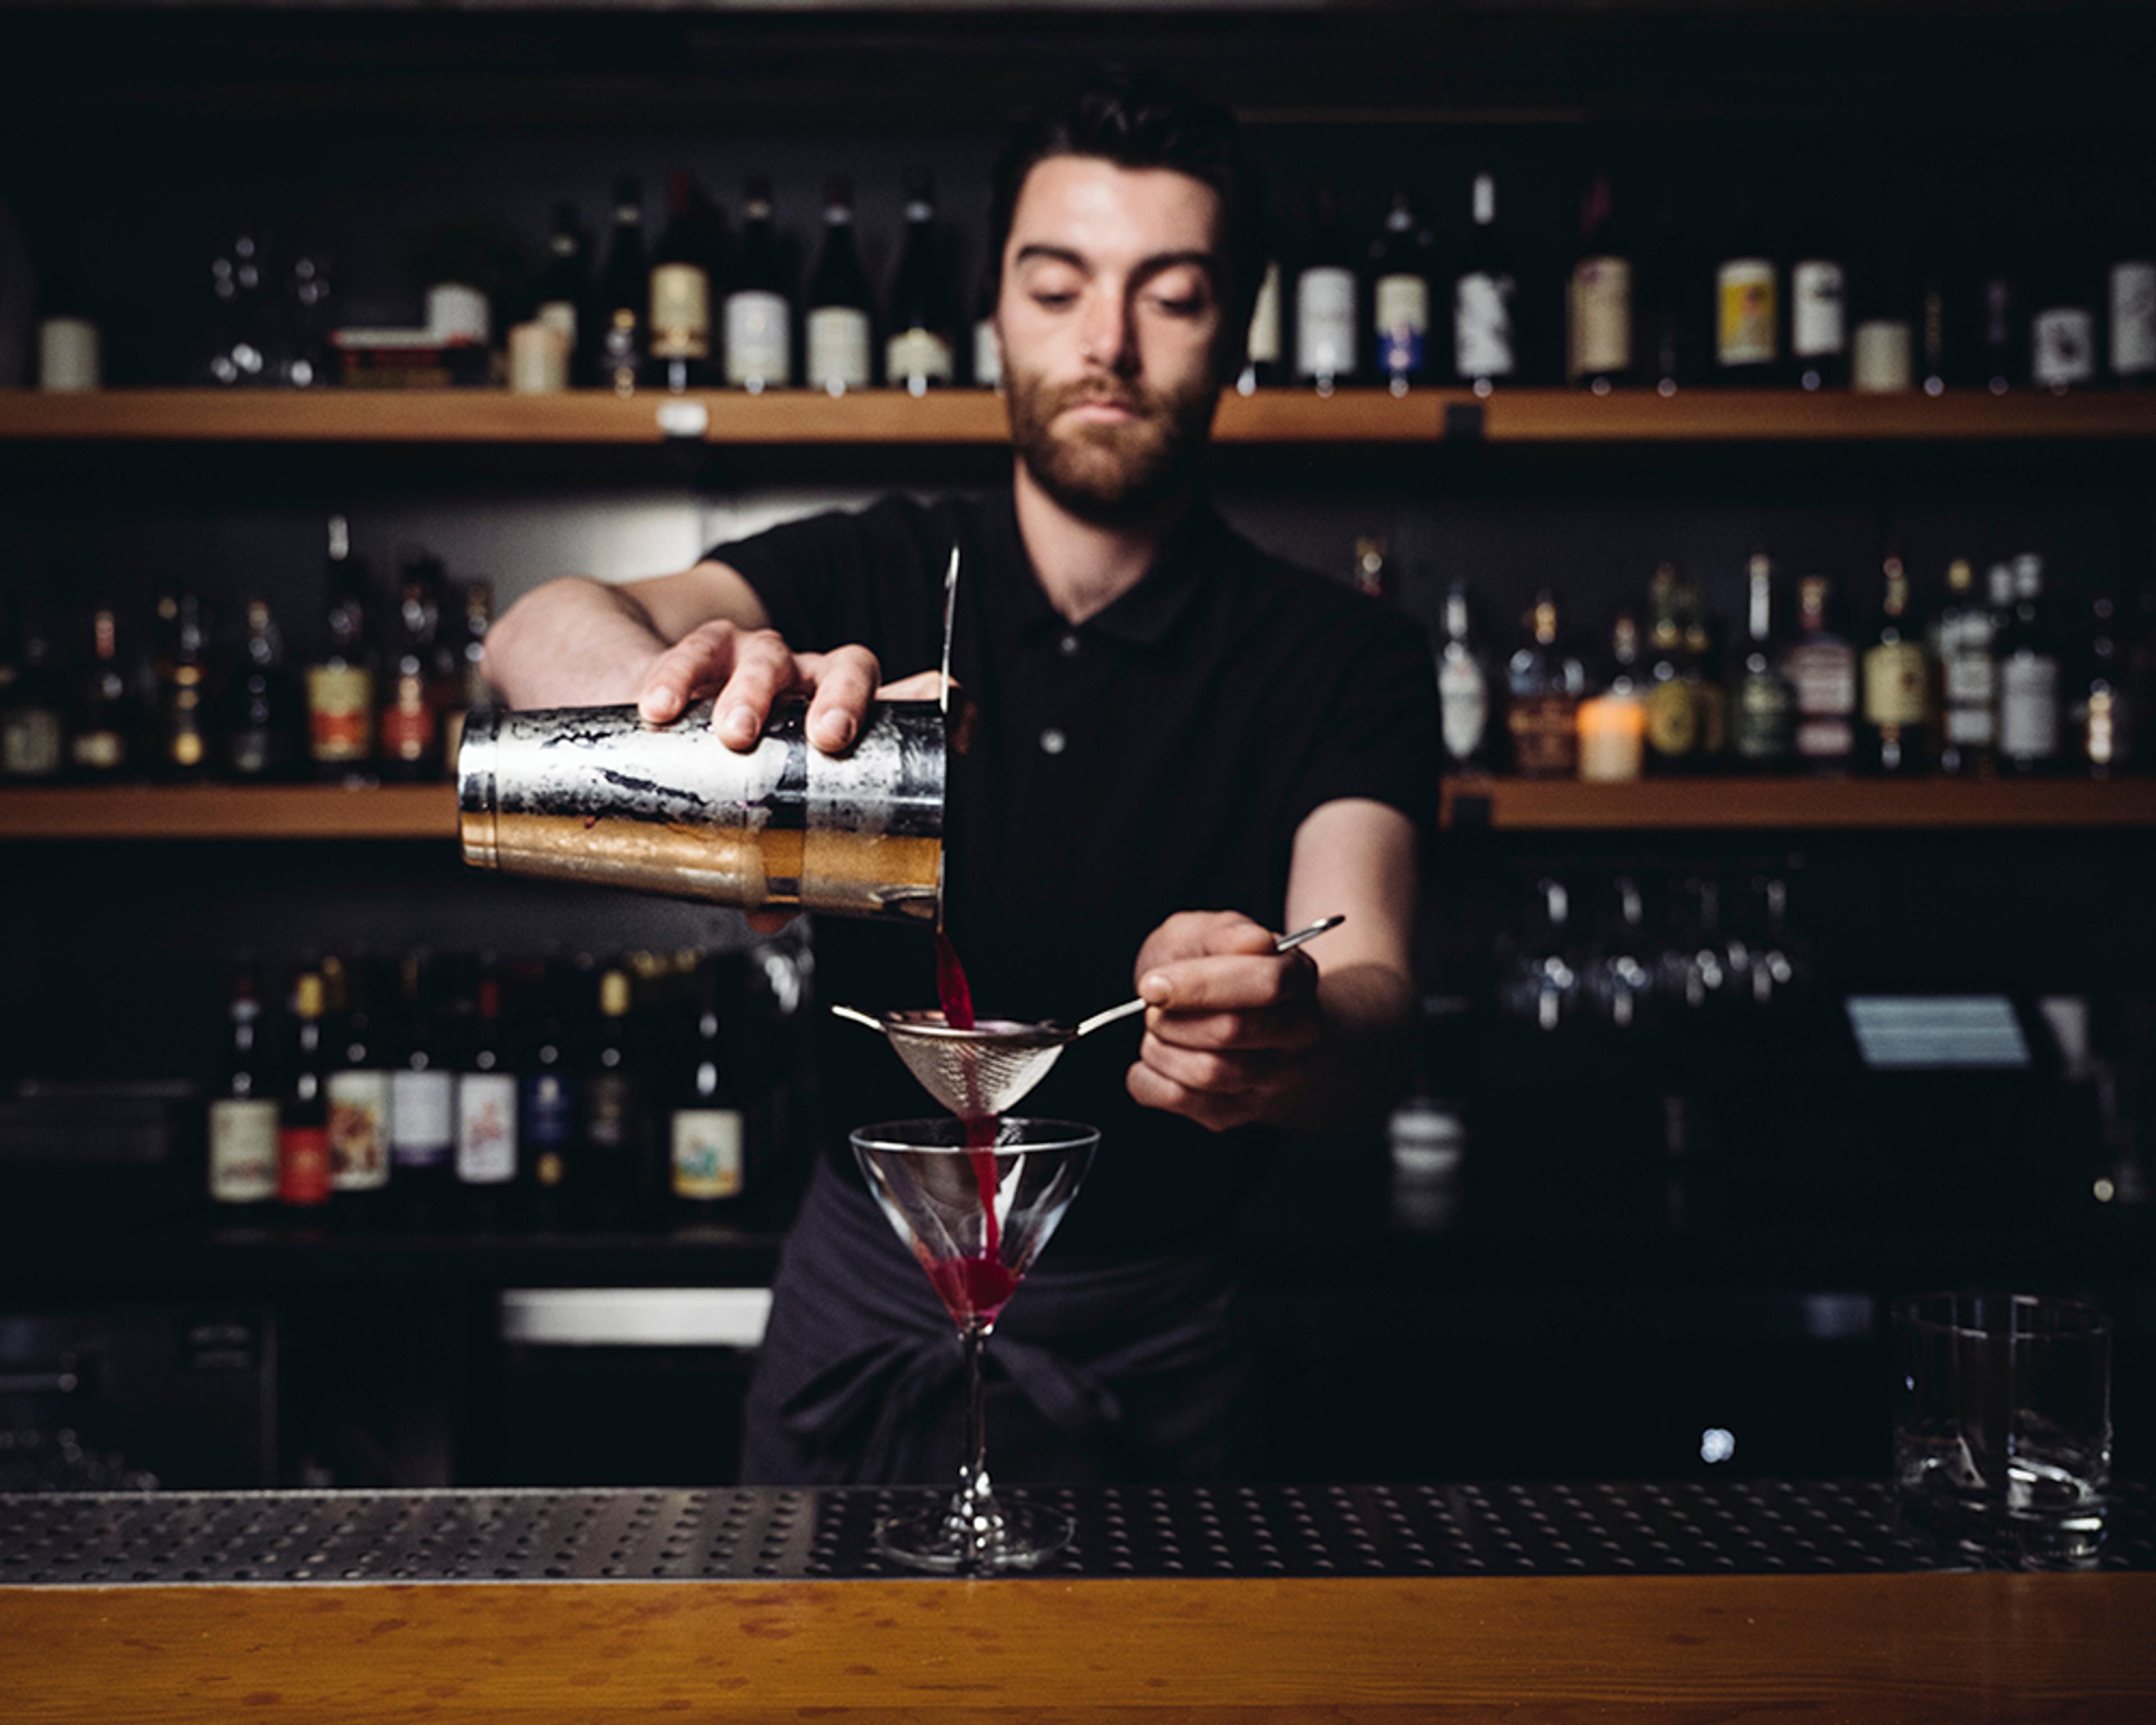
[[712, 489, 1438, 1259]]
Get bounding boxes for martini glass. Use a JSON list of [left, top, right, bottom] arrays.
[[850, 1116, 1098, 1572]]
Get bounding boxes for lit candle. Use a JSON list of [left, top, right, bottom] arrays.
[[1577, 691, 1646, 782]]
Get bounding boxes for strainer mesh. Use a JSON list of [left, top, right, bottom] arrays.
[[883, 1019, 1071, 1117]]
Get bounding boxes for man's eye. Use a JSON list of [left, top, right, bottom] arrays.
[[1149, 296, 1205, 318], [1031, 290, 1077, 311]]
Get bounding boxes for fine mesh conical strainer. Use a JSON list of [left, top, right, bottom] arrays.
[[832, 915, 1345, 1117]]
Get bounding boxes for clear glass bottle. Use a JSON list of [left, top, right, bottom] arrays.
[[1998, 553, 2062, 774], [1453, 172, 1517, 391], [1732, 551, 1797, 769], [1435, 578, 1493, 774], [1934, 558, 1997, 777]]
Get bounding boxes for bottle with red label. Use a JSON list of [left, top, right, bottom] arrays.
[[277, 970, 333, 1210], [378, 549, 447, 781], [307, 515, 374, 779]]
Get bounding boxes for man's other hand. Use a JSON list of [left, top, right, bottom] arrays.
[[1125, 910, 1321, 1133]]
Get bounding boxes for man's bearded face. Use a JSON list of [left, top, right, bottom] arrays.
[[1003, 359, 1219, 526]]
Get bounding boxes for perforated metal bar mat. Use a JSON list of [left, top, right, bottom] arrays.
[[2, 1480, 2150, 1586]]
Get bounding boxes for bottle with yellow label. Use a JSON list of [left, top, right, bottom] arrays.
[[1863, 553, 1931, 775], [1643, 562, 1699, 772], [1714, 213, 1780, 384]]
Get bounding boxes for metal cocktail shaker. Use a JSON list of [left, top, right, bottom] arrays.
[[456, 696, 944, 923]]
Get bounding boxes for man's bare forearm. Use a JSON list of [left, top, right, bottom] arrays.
[[483, 577, 668, 709], [1278, 961, 1418, 1135]]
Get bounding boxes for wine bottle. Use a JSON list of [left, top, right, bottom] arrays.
[[806, 177, 874, 397], [378, 550, 446, 782], [970, 268, 1002, 390], [518, 964, 579, 1227], [69, 599, 132, 781], [598, 177, 647, 396], [647, 169, 715, 394], [1436, 578, 1493, 774], [1643, 563, 1698, 773], [222, 596, 300, 780], [455, 964, 519, 1224], [1371, 190, 1431, 394], [1641, 198, 1690, 395], [1237, 259, 1282, 396], [672, 961, 751, 1213], [278, 970, 332, 1211], [1453, 172, 1517, 391], [207, 966, 280, 1207], [1787, 206, 1849, 391], [307, 514, 374, 780], [1913, 221, 1961, 395], [1714, 209, 1779, 383], [389, 952, 456, 1226], [885, 167, 957, 394], [725, 176, 793, 393], [155, 588, 212, 780], [535, 201, 593, 387], [1679, 572, 1726, 765], [1294, 185, 1356, 391], [2030, 243, 2099, 393], [1567, 172, 1633, 392], [441, 579, 492, 767], [1934, 558, 1998, 777], [1505, 591, 1584, 778], [1862, 552, 1929, 775], [1998, 553, 2062, 774], [583, 966, 646, 1225], [325, 955, 392, 1224], [2108, 229, 2156, 388], [1972, 224, 2023, 394], [0, 597, 66, 782], [1732, 550, 1797, 769]]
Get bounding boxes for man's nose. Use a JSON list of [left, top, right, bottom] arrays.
[[1080, 289, 1139, 374]]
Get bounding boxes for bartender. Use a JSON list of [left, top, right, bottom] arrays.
[[485, 67, 1438, 1484]]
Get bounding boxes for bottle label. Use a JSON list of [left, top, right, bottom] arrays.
[[2031, 307, 2095, 386], [1453, 272, 1515, 378], [71, 729, 125, 770], [209, 1098, 280, 1203], [2111, 261, 2156, 376], [307, 665, 374, 761], [1374, 274, 1429, 376], [724, 290, 791, 386], [456, 1071, 519, 1185], [972, 319, 1001, 390], [648, 263, 712, 360], [537, 299, 578, 348], [523, 1072, 574, 1149], [806, 306, 871, 390], [278, 1125, 331, 1205], [2, 710, 65, 777], [1437, 657, 1490, 763], [379, 679, 437, 764], [1295, 266, 1357, 380], [2000, 654, 2061, 756], [1716, 259, 1778, 367], [1246, 263, 1282, 366], [1785, 642, 1857, 718], [1646, 678, 1698, 757], [326, 1071, 391, 1191], [585, 1071, 637, 1154], [390, 1069, 456, 1170], [1507, 696, 1579, 776], [1790, 261, 1848, 358], [1734, 674, 1796, 759], [672, 1108, 746, 1199], [1943, 643, 1997, 706], [886, 327, 955, 385], [1567, 257, 1632, 380], [1863, 642, 1929, 725], [1945, 704, 1998, 747]]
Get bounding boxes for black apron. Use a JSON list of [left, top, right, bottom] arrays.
[[739, 1160, 1249, 1485]]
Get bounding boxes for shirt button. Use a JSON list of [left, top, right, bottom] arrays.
[[1039, 727, 1067, 756], [1058, 632, 1081, 658]]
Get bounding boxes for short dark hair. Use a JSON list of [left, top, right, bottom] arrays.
[[988, 65, 1269, 372]]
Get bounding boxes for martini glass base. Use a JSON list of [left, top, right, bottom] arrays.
[[874, 1493, 1074, 1573]]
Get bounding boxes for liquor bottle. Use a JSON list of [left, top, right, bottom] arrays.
[[1972, 225, 2023, 394], [1371, 190, 1431, 394], [725, 176, 793, 393], [1679, 574, 1726, 764], [805, 177, 874, 396], [389, 953, 456, 1225], [1782, 575, 1857, 774], [534, 201, 593, 386], [1505, 591, 1584, 778], [971, 270, 1002, 390], [1731, 551, 1797, 769], [455, 965, 519, 1221], [885, 168, 957, 394], [1787, 207, 1849, 391], [324, 956, 392, 1222], [378, 550, 445, 782], [2029, 247, 2099, 393], [518, 965, 579, 1226], [0, 599, 66, 781], [1714, 211, 1779, 382], [1294, 185, 1356, 392], [2075, 592, 2136, 778], [1998, 553, 2062, 774], [207, 968, 280, 1207], [278, 970, 332, 1210], [442, 579, 493, 766], [2109, 232, 2156, 387], [1453, 172, 1517, 391], [1351, 537, 1391, 602], [307, 514, 374, 779], [583, 966, 646, 1224], [1237, 260, 1282, 395], [1643, 563, 1698, 773], [1862, 553, 1930, 775], [597, 177, 647, 395], [69, 600, 133, 780], [1435, 578, 1493, 774], [647, 169, 715, 394], [1934, 558, 1998, 776], [200, 225, 271, 386], [671, 962, 751, 1212], [1577, 614, 1647, 783], [1566, 172, 1633, 391], [222, 596, 301, 780], [1913, 221, 1961, 395], [1641, 199, 1691, 395], [156, 588, 212, 779]]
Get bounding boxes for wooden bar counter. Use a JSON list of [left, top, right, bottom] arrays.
[[7, 1569, 2155, 1721]]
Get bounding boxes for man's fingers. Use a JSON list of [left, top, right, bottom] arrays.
[[1125, 1061, 1261, 1134], [1138, 948, 1317, 1013], [1145, 1003, 1321, 1053], [876, 669, 950, 702], [638, 623, 742, 724], [1139, 1034, 1275, 1097], [797, 645, 882, 753], [711, 629, 806, 750]]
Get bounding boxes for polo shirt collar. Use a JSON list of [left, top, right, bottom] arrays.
[[988, 489, 1226, 650]]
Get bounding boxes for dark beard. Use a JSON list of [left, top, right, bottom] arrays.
[[1004, 369, 1218, 527]]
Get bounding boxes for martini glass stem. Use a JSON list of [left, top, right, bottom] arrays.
[[956, 1321, 993, 1563]]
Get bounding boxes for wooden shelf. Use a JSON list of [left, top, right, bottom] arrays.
[[4, 387, 2155, 446], [2, 778, 2150, 841]]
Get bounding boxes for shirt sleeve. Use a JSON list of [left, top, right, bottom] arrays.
[[1277, 603, 1442, 856], [702, 504, 893, 657]]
